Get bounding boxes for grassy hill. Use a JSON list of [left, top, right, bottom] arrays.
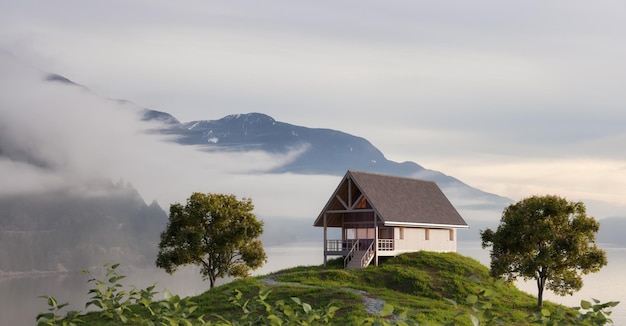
[[188, 252, 558, 325], [55, 251, 584, 325]]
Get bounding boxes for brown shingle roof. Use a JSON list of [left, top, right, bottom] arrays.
[[313, 170, 468, 228]]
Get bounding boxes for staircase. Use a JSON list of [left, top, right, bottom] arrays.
[[346, 249, 375, 269]]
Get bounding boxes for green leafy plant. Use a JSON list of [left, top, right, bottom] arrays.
[[445, 275, 619, 326], [37, 263, 207, 326], [445, 276, 506, 326], [210, 286, 341, 325], [83, 263, 137, 323], [358, 303, 418, 326], [528, 298, 620, 326], [37, 262, 620, 326], [36, 295, 83, 326]]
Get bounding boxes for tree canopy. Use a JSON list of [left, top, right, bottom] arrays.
[[156, 192, 266, 289], [480, 195, 607, 308]]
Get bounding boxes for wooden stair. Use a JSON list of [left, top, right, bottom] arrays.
[[346, 250, 374, 269]]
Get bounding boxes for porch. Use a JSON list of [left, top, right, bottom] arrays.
[[323, 226, 458, 268], [325, 238, 394, 254], [320, 212, 405, 268], [325, 238, 395, 269]]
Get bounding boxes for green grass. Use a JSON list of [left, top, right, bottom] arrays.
[[189, 251, 564, 325], [69, 251, 573, 325]]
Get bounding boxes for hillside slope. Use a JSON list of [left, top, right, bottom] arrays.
[[189, 251, 561, 325]]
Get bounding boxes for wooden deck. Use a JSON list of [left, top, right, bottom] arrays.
[[325, 239, 394, 254]]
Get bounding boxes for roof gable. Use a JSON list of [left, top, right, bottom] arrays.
[[313, 170, 467, 228]]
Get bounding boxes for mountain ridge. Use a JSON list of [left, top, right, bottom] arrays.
[[41, 69, 512, 211], [141, 110, 512, 212], [0, 182, 167, 273]]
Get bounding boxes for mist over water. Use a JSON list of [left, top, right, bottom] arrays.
[[0, 244, 322, 325]]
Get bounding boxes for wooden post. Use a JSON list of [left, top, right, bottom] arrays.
[[323, 213, 327, 266], [348, 178, 352, 207], [374, 212, 378, 266]]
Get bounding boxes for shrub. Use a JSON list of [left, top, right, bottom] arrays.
[[37, 264, 619, 326]]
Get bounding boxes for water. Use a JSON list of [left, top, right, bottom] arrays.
[[1, 242, 623, 325], [0, 244, 323, 325]]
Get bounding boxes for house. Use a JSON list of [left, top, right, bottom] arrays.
[[313, 170, 468, 269]]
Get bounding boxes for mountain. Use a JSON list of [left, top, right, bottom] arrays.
[[2, 58, 616, 275], [0, 183, 167, 274], [146, 111, 512, 213], [137, 111, 516, 243], [139, 111, 515, 242], [596, 217, 626, 246], [42, 68, 511, 212]]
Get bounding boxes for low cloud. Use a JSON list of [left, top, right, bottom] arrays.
[[0, 54, 333, 218], [424, 156, 626, 219]]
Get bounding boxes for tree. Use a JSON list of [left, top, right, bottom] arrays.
[[156, 192, 267, 289], [480, 195, 607, 308]]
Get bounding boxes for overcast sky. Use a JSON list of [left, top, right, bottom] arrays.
[[2, 0, 626, 218]]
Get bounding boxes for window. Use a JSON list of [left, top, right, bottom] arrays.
[[425, 228, 430, 241], [379, 227, 393, 239], [449, 229, 455, 241], [347, 227, 375, 239]]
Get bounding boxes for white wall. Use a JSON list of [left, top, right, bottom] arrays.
[[384, 227, 456, 255]]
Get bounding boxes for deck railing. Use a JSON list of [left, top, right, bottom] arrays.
[[360, 241, 375, 268], [343, 240, 360, 268], [378, 239, 394, 251], [326, 239, 394, 252], [326, 240, 343, 252], [326, 239, 359, 252]]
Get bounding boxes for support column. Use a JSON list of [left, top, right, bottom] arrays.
[[374, 212, 379, 266], [323, 213, 327, 266]]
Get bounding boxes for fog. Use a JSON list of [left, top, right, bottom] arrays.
[[2, 51, 621, 246], [4, 1, 626, 221], [0, 53, 338, 218]]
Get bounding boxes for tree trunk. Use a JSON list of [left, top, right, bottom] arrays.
[[536, 275, 546, 308], [199, 259, 216, 289], [210, 276, 216, 289]]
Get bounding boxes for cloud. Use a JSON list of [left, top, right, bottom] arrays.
[[421, 156, 626, 218], [2, 1, 626, 220], [0, 54, 329, 217]]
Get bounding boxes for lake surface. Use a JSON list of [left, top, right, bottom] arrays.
[[1, 242, 624, 325]]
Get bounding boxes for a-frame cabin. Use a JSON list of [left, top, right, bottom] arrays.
[[313, 170, 468, 269]]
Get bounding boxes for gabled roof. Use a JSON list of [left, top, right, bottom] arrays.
[[313, 170, 468, 228]]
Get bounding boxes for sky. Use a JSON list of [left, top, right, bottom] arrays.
[[2, 0, 626, 219]]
